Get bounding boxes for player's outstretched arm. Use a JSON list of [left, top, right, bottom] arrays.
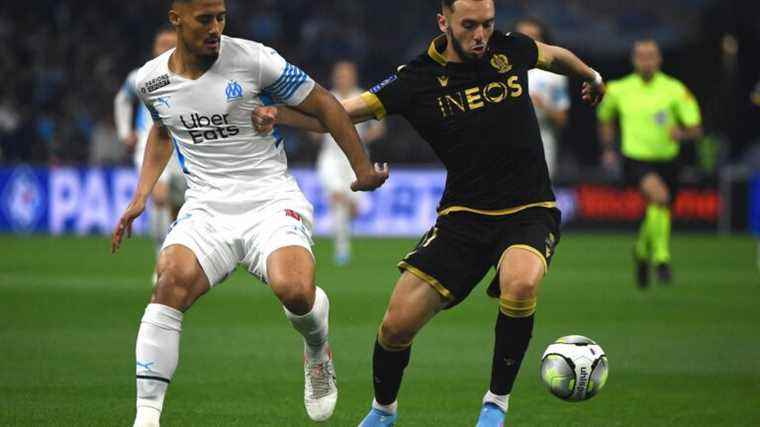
[[293, 84, 389, 191], [111, 124, 174, 253], [252, 96, 376, 134], [536, 42, 605, 106]]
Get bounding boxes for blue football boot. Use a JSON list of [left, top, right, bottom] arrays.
[[358, 407, 398, 427], [475, 402, 505, 427]]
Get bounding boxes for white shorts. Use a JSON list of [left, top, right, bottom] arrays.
[[161, 199, 314, 286], [317, 154, 362, 204]]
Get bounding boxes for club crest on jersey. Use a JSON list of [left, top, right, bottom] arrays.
[[491, 54, 513, 74], [437, 75, 449, 87], [225, 80, 244, 102]]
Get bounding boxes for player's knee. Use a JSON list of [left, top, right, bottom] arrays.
[[379, 319, 415, 351], [270, 274, 315, 314], [502, 275, 539, 301], [154, 262, 200, 310]]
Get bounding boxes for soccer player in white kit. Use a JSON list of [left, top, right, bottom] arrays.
[[316, 61, 386, 265], [114, 27, 185, 263], [516, 18, 570, 179], [110, 1, 389, 426]]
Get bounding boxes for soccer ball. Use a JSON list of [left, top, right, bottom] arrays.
[[540, 335, 608, 402]]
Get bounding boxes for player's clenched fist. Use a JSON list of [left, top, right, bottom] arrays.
[[111, 198, 146, 254], [252, 106, 277, 134], [351, 162, 390, 192]]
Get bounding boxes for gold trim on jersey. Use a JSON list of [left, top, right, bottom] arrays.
[[428, 35, 448, 66], [360, 91, 387, 120], [438, 201, 557, 217], [536, 42, 551, 69], [398, 261, 454, 301], [498, 244, 548, 275]]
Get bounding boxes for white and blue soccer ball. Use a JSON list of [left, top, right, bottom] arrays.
[[540, 335, 608, 402]]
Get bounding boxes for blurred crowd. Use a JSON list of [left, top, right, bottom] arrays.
[[0, 0, 758, 178]]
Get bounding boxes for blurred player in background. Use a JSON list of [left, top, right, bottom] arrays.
[[111, 1, 389, 426], [317, 61, 386, 265], [114, 26, 185, 275], [516, 17, 569, 179], [597, 39, 702, 288], [253, 0, 604, 424]]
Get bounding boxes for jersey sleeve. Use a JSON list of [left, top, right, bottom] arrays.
[[596, 83, 619, 123], [501, 32, 539, 69], [259, 47, 316, 106], [673, 84, 702, 127], [360, 70, 412, 120], [133, 72, 165, 128]]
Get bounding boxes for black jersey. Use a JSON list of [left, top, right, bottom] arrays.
[[361, 31, 556, 216]]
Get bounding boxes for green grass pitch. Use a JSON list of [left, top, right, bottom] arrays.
[[1, 233, 759, 426]]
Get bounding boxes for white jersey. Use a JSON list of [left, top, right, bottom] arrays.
[[135, 36, 316, 214], [528, 69, 570, 177]]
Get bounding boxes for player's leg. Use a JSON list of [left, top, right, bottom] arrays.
[[477, 248, 546, 427], [330, 192, 354, 266], [479, 208, 560, 426], [359, 271, 448, 427], [362, 216, 491, 426], [639, 171, 673, 282], [134, 245, 210, 427], [134, 212, 235, 427], [266, 245, 337, 421]]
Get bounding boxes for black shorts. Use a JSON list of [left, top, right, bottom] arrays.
[[623, 157, 680, 199], [398, 207, 561, 309]]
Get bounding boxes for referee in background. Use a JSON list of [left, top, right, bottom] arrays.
[[597, 39, 703, 288]]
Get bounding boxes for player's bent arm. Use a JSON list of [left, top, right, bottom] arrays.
[[134, 124, 174, 203], [293, 84, 374, 175], [536, 42, 598, 83], [277, 95, 376, 133], [536, 42, 605, 107]]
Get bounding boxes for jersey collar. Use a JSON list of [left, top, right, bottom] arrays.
[[427, 35, 448, 66]]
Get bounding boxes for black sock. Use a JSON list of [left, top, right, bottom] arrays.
[[372, 338, 411, 405], [490, 311, 534, 395]]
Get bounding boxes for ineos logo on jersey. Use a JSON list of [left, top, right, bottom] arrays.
[[180, 113, 240, 144]]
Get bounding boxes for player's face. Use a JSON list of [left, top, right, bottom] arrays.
[[331, 62, 358, 93], [170, 0, 227, 59], [153, 32, 177, 58], [633, 42, 662, 79], [516, 22, 543, 43], [440, 0, 496, 62]]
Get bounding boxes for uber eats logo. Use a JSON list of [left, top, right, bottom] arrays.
[[436, 75, 523, 118], [180, 113, 240, 144]]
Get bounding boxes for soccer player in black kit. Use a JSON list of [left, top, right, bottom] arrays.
[[253, 1, 605, 425]]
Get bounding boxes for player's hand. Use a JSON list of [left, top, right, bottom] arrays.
[[111, 198, 146, 254], [252, 106, 278, 135], [351, 162, 390, 192], [582, 80, 605, 107]]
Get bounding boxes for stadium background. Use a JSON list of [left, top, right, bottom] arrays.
[[0, 1, 759, 426]]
